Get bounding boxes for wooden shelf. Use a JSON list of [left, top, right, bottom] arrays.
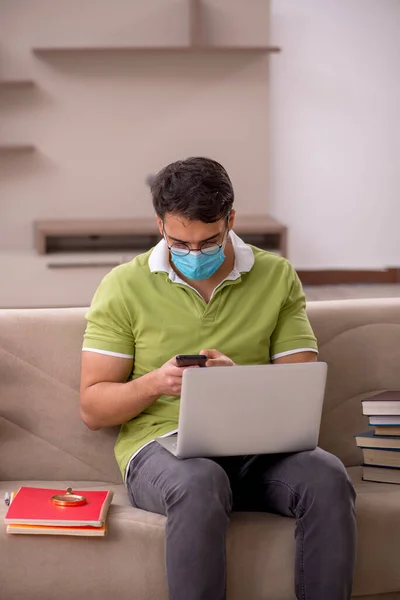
[[32, 45, 280, 54], [0, 144, 35, 153], [34, 216, 288, 257], [0, 79, 34, 89], [32, 1, 280, 56], [189, 0, 202, 48]]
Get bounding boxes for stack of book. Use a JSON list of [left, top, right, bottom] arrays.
[[356, 391, 400, 484], [4, 486, 113, 536]]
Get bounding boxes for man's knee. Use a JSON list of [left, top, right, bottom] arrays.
[[297, 448, 356, 506], [168, 458, 232, 512]]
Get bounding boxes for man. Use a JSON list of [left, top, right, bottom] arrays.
[[80, 157, 356, 600]]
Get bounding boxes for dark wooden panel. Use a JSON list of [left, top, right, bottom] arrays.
[[297, 269, 400, 286]]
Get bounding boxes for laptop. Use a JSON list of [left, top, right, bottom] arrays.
[[156, 362, 327, 458]]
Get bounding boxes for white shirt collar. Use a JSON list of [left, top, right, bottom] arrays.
[[148, 230, 255, 281]]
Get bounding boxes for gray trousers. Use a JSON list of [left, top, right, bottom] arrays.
[[126, 443, 356, 600]]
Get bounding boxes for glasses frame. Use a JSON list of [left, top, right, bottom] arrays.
[[163, 216, 230, 257]]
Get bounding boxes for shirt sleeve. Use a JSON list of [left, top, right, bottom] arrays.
[[82, 268, 135, 358], [270, 261, 318, 360]]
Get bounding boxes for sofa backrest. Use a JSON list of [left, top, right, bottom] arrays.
[[1, 298, 400, 482], [0, 308, 121, 484], [309, 298, 400, 466]]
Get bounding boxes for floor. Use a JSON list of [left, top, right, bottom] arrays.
[[304, 284, 400, 301]]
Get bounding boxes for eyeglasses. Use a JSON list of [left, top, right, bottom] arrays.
[[163, 220, 229, 257]]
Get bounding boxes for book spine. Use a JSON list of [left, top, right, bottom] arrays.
[[359, 446, 400, 452], [99, 490, 114, 523]]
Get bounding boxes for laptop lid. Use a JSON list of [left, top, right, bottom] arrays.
[[177, 362, 327, 458]]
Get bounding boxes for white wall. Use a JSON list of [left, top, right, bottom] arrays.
[[0, 0, 270, 253], [269, 0, 400, 269], [1, 0, 399, 281]]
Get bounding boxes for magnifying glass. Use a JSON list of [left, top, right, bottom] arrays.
[[51, 487, 87, 507]]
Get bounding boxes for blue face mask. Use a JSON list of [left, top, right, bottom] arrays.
[[171, 247, 226, 281]]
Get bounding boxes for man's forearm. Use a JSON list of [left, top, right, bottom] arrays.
[[81, 371, 160, 430]]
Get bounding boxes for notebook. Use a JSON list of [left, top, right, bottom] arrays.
[[5, 486, 113, 528], [355, 430, 400, 450], [362, 391, 400, 416]]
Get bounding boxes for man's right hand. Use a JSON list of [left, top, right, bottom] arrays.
[[153, 357, 198, 397]]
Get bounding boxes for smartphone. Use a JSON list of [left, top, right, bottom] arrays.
[[175, 354, 207, 368]]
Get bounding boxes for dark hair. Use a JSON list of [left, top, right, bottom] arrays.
[[151, 157, 234, 223]]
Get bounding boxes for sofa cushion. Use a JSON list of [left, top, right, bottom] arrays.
[[0, 480, 168, 600], [1, 468, 399, 600], [350, 466, 400, 597]]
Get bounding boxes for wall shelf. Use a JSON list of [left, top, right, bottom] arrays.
[[32, 45, 280, 54], [0, 79, 34, 88], [34, 216, 287, 257], [0, 144, 35, 153], [32, 0, 280, 55]]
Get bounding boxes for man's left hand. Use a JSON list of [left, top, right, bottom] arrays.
[[199, 349, 235, 367]]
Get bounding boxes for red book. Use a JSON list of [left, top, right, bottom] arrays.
[[7, 523, 107, 536], [5, 487, 113, 527]]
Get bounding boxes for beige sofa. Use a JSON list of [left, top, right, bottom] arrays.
[[1, 298, 400, 600]]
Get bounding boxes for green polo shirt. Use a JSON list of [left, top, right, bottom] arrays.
[[83, 233, 318, 480]]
